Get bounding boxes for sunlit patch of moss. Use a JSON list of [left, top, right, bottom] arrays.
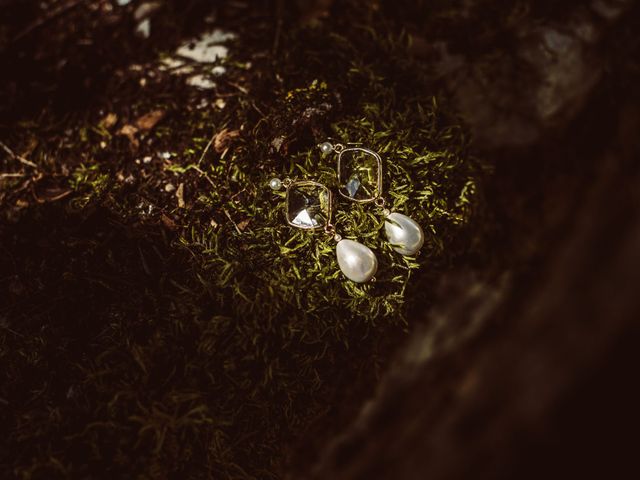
[[69, 163, 110, 208], [174, 19, 485, 339]]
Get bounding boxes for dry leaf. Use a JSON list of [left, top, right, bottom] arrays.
[[176, 183, 185, 208], [161, 213, 177, 230], [117, 124, 139, 148], [100, 113, 118, 129], [213, 128, 240, 153], [271, 135, 287, 154], [237, 219, 251, 231], [135, 109, 166, 131]]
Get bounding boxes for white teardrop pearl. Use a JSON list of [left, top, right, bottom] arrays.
[[384, 212, 425, 256], [336, 239, 378, 283]]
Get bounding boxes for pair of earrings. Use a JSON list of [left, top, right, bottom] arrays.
[[269, 141, 424, 283]]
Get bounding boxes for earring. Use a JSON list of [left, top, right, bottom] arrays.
[[269, 176, 378, 283], [319, 140, 425, 256]]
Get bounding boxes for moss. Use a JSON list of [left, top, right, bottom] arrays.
[[0, 1, 488, 478]]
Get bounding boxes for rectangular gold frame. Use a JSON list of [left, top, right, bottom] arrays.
[[337, 147, 383, 203]]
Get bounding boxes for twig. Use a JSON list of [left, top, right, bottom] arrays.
[[0, 323, 24, 338], [197, 131, 216, 166], [191, 165, 217, 189], [0, 141, 38, 169], [223, 209, 243, 235], [227, 81, 249, 95], [251, 101, 267, 118], [0, 172, 27, 179], [31, 185, 73, 203]]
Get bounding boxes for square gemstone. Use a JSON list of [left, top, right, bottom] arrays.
[[286, 182, 331, 229], [338, 148, 381, 202]]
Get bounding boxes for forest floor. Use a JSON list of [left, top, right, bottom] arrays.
[[1, 1, 639, 479]]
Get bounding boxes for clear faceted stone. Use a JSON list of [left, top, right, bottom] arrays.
[[287, 184, 329, 229], [345, 177, 361, 197], [338, 149, 380, 201]]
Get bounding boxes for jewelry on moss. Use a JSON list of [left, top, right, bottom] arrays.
[[319, 140, 425, 256], [269, 177, 378, 283]]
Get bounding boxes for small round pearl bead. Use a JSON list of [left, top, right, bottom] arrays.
[[319, 142, 333, 154], [269, 178, 282, 190]]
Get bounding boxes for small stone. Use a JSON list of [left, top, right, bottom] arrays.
[[186, 74, 216, 90], [175, 29, 236, 63], [212, 65, 226, 76], [164, 183, 176, 192], [136, 18, 150, 38]]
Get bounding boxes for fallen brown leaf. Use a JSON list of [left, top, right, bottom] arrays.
[[135, 109, 166, 131], [161, 213, 178, 230], [213, 128, 240, 153], [237, 219, 251, 231], [117, 124, 139, 148], [100, 112, 118, 129]]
